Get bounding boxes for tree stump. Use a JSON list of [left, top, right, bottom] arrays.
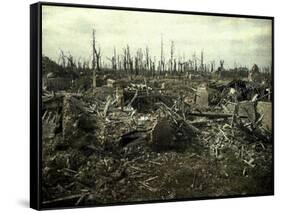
[[150, 117, 175, 151]]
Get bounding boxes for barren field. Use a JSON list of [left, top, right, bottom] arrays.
[[42, 64, 273, 208]]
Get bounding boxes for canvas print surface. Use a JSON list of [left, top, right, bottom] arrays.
[[41, 4, 273, 208]]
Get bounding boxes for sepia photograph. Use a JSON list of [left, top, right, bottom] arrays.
[[38, 3, 273, 209]]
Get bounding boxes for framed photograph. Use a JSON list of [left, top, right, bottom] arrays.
[[30, 2, 274, 210]]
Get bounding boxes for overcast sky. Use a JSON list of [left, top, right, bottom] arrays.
[[42, 5, 272, 69]]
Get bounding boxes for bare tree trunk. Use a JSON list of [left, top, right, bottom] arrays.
[[96, 46, 101, 71], [170, 41, 174, 74], [92, 29, 96, 91], [145, 46, 150, 73], [160, 34, 164, 73], [200, 50, 204, 71]]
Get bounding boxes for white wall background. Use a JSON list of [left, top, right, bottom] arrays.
[[0, 0, 279, 212]]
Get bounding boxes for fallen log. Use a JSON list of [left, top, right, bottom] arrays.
[[189, 111, 248, 119]]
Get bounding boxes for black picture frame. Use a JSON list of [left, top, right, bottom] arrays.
[[30, 2, 274, 210]]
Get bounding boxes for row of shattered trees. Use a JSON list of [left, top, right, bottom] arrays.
[[42, 49, 271, 94]]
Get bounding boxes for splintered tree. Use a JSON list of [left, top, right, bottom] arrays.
[[160, 34, 164, 73], [151, 57, 156, 76], [170, 41, 175, 73], [58, 50, 67, 68], [107, 47, 117, 71], [96, 46, 101, 71], [65, 54, 75, 69], [217, 60, 224, 79], [136, 48, 144, 75], [193, 53, 198, 71], [200, 50, 204, 71], [134, 56, 139, 75], [92, 29, 101, 90], [113, 47, 117, 70], [92, 29, 97, 90], [210, 60, 215, 72], [127, 45, 133, 73], [122, 45, 132, 74], [145, 46, 150, 72], [219, 60, 224, 71]]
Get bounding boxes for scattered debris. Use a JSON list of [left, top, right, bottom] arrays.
[[42, 61, 272, 208]]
